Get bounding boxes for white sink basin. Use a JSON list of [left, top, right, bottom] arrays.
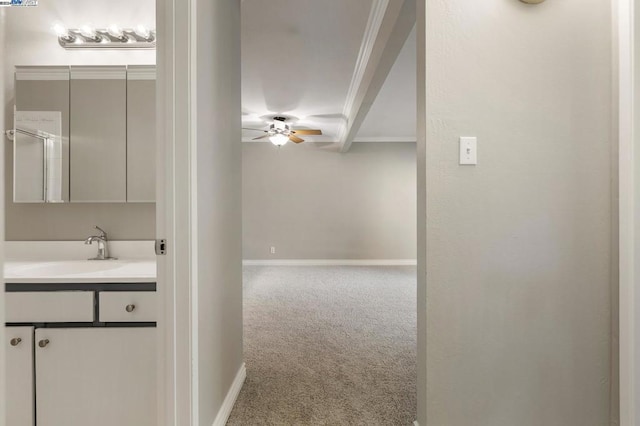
[[9, 261, 126, 277], [3, 242, 157, 284]]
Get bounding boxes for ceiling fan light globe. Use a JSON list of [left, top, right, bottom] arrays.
[[269, 134, 289, 146]]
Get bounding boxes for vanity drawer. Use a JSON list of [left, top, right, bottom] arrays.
[[6, 292, 94, 323], [99, 292, 156, 322]]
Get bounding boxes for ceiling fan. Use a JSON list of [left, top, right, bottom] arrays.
[[243, 116, 322, 146]]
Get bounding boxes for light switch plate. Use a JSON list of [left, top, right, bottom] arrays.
[[459, 137, 477, 165]]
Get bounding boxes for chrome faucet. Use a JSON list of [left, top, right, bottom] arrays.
[[85, 226, 117, 260]]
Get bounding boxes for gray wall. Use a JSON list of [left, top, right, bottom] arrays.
[[3, 0, 156, 241], [5, 204, 155, 241], [242, 142, 417, 260], [195, 1, 244, 424], [417, 1, 614, 425]]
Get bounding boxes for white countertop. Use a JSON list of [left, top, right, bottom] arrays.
[[5, 260, 156, 283], [4, 241, 157, 284]]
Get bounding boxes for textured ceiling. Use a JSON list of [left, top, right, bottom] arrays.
[[241, 0, 416, 144], [355, 26, 416, 142], [241, 0, 374, 142]]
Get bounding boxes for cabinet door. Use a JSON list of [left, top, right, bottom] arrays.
[[15, 66, 70, 203], [127, 66, 156, 202], [35, 328, 156, 426], [6, 326, 34, 426], [70, 66, 127, 202]]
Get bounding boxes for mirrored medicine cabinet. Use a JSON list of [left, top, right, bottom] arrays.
[[12, 65, 156, 203]]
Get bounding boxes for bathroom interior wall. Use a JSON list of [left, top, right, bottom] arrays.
[[2, 0, 156, 241], [417, 0, 614, 425], [242, 142, 417, 260]]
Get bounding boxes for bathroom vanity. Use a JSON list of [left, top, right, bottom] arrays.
[[4, 242, 157, 426]]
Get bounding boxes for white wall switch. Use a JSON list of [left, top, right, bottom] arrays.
[[270, 246, 276, 254], [459, 137, 477, 165]]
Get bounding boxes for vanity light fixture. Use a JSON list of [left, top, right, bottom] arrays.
[[55, 24, 156, 49]]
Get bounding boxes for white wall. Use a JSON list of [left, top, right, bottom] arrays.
[[195, 1, 244, 424], [243, 142, 417, 260], [417, 0, 614, 425], [3, 0, 156, 241]]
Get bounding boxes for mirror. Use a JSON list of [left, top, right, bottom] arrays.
[[12, 65, 156, 204], [13, 111, 64, 203]]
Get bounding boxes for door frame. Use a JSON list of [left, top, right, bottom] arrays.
[[156, 0, 199, 424]]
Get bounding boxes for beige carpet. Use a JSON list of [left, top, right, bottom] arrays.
[[227, 266, 417, 425]]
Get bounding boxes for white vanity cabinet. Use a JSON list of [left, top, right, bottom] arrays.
[[6, 326, 35, 426], [99, 291, 157, 322], [5, 282, 157, 426], [35, 328, 156, 426], [5, 291, 94, 323]]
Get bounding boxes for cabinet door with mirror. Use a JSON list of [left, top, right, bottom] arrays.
[[14, 66, 69, 203], [127, 65, 156, 202], [12, 65, 156, 204], [70, 66, 127, 202]]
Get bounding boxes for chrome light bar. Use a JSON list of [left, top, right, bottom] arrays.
[[56, 26, 156, 50]]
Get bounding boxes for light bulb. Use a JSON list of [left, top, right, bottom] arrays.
[[269, 133, 289, 146], [53, 23, 76, 43], [52, 23, 67, 37], [107, 25, 124, 39], [135, 25, 151, 39], [80, 25, 96, 38]]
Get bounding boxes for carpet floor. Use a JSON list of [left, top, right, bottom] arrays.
[[227, 266, 417, 426]]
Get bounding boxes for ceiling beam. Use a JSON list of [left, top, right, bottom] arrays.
[[337, 0, 416, 153]]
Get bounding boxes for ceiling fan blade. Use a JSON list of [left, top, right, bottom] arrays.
[[289, 135, 305, 143], [252, 135, 270, 140], [291, 129, 322, 135], [243, 128, 268, 132]]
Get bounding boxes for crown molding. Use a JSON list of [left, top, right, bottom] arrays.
[[15, 66, 70, 81], [336, 0, 390, 144], [70, 66, 126, 80], [336, 0, 416, 153]]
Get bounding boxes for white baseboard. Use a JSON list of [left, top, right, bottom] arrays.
[[211, 363, 246, 426], [242, 259, 417, 266]]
